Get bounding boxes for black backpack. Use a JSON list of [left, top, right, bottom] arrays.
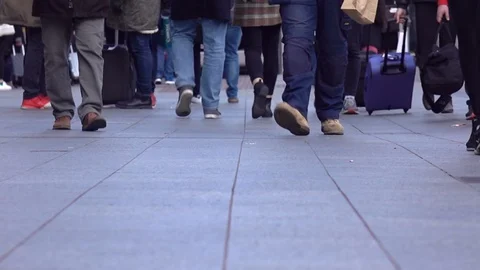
[[420, 21, 464, 113]]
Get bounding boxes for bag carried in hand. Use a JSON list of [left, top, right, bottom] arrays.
[[420, 21, 464, 113], [342, 0, 378, 25]]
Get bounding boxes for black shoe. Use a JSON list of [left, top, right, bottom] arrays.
[[263, 98, 273, 118], [115, 95, 153, 109], [473, 118, 480, 155], [252, 81, 268, 119], [467, 118, 479, 152], [466, 100, 475, 120]]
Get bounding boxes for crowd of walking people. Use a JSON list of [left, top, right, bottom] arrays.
[[0, 0, 478, 155]]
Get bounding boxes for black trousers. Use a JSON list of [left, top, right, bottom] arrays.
[[23, 27, 46, 99], [241, 24, 281, 95], [414, 3, 457, 68], [450, 0, 480, 115], [344, 21, 362, 97]]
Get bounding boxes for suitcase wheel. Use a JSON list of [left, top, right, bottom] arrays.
[[403, 109, 409, 114], [368, 111, 373, 116]]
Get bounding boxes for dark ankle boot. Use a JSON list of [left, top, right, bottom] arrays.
[[467, 118, 479, 152], [473, 118, 480, 155], [263, 98, 273, 118], [252, 81, 269, 119]]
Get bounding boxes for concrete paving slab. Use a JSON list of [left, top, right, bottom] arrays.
[[1, 80, 480, 270]]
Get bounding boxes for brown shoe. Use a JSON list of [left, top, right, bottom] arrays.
[[274, 102, 310, 136], [321, 119, 344, 135], [53, 116, 72, 130], [228, 97, 239, 104], [82, 112, 107, 132]]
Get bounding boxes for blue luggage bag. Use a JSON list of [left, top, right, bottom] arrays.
[[364, 20, 416, 115]]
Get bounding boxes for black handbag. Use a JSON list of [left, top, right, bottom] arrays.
[[420, 21, 464, 113]]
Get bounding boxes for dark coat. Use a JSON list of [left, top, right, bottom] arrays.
[[171, 0, 234, 22], [0, 0, 41, 27], [396, 0, 436, 9], [32, 0, 110, 18], [107, 0, 161, 33]]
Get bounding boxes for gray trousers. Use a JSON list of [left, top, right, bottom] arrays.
[[41, 17, 104, 120]]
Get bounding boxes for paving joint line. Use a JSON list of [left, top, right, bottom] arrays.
[[221, 90, 248, 270], [0, 137, 166, 263], [307, 141, 402, 270]]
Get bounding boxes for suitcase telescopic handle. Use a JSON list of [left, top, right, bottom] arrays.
[[382, 17, 408, 74]]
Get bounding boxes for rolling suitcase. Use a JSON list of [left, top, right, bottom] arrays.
[[364, 20, 416, 115], [102, 30, 136, 105]]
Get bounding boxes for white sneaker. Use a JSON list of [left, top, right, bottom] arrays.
[[191, 95, 202, 104], [165, 80, 175, 85], [154, 78, 162, 85], [0, 82, 12, 91]]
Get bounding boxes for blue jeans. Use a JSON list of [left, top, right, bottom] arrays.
[[128, 32, 155, 97], [156, 45, 175, 81], [224, 25, 242, 98], [171, 19, 228, 109], [280, 0, 349, 121]]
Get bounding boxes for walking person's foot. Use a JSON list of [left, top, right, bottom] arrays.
[[204, 108, 221, 119], [82, 112, 107, 132], [442, 100, 454, 114], [274, 102, 310, 136], [263, 98, 273, 118], [176, 88, 193, 117], [116, 94, 154, 109], [342, 96, 359, 115], [21, 94, 51, 110], [53, 116, 72, 130], [228, 97, 239, 104], [466, 100, 475, 120], [191, 94, 202, 104], [252, 81, 268, 119], [321, 119, 344, 135]]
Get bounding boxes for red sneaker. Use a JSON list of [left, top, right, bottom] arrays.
[[21, 95, 51, 110], [151, 93, 157, 108], [39, 94, 52, 108]]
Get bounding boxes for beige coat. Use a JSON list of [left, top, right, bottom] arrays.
[[0, 0, 41, 28]]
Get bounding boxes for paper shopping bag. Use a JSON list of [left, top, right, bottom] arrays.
[[341, 0, 378, 25]]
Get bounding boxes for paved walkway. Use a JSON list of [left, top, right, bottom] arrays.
[[0, 76, 479, 270]]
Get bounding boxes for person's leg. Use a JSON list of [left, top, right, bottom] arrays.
[[314, 0, 348, 135], [200, 18, 228, 118], [343, 21, 361, 114], [193, 41, 202, 99], [156, 45, 166, 82], [242, 26, 270, 118], [274, 2, 316, 136], [450, 0, 480, 151], [21, 27, 51, 109], [261, 24, 281, 117], [164, 46, 175, 82], [0, 36, 11, 91], [223, 25, 242, 101], [41, 17, 75, 128], [171, 19, 197, 116], [73, 18, 107, 131]]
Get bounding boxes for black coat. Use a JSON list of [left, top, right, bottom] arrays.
[[171, 0, 234, 22], [32, 0, 110, 18], [396, 0, 436, 9]]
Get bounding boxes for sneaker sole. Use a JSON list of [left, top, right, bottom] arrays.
[[204, 114, 221, 119], [21, 106, 46, 110], [82, 118, 107, 132], [343, 109, 358, 115], [176, 90, 193, 117], [467, 147, 475, 152], [274, 105, 310, 136], [53, 125, 71, 130], [322, 130, 344, 135]]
